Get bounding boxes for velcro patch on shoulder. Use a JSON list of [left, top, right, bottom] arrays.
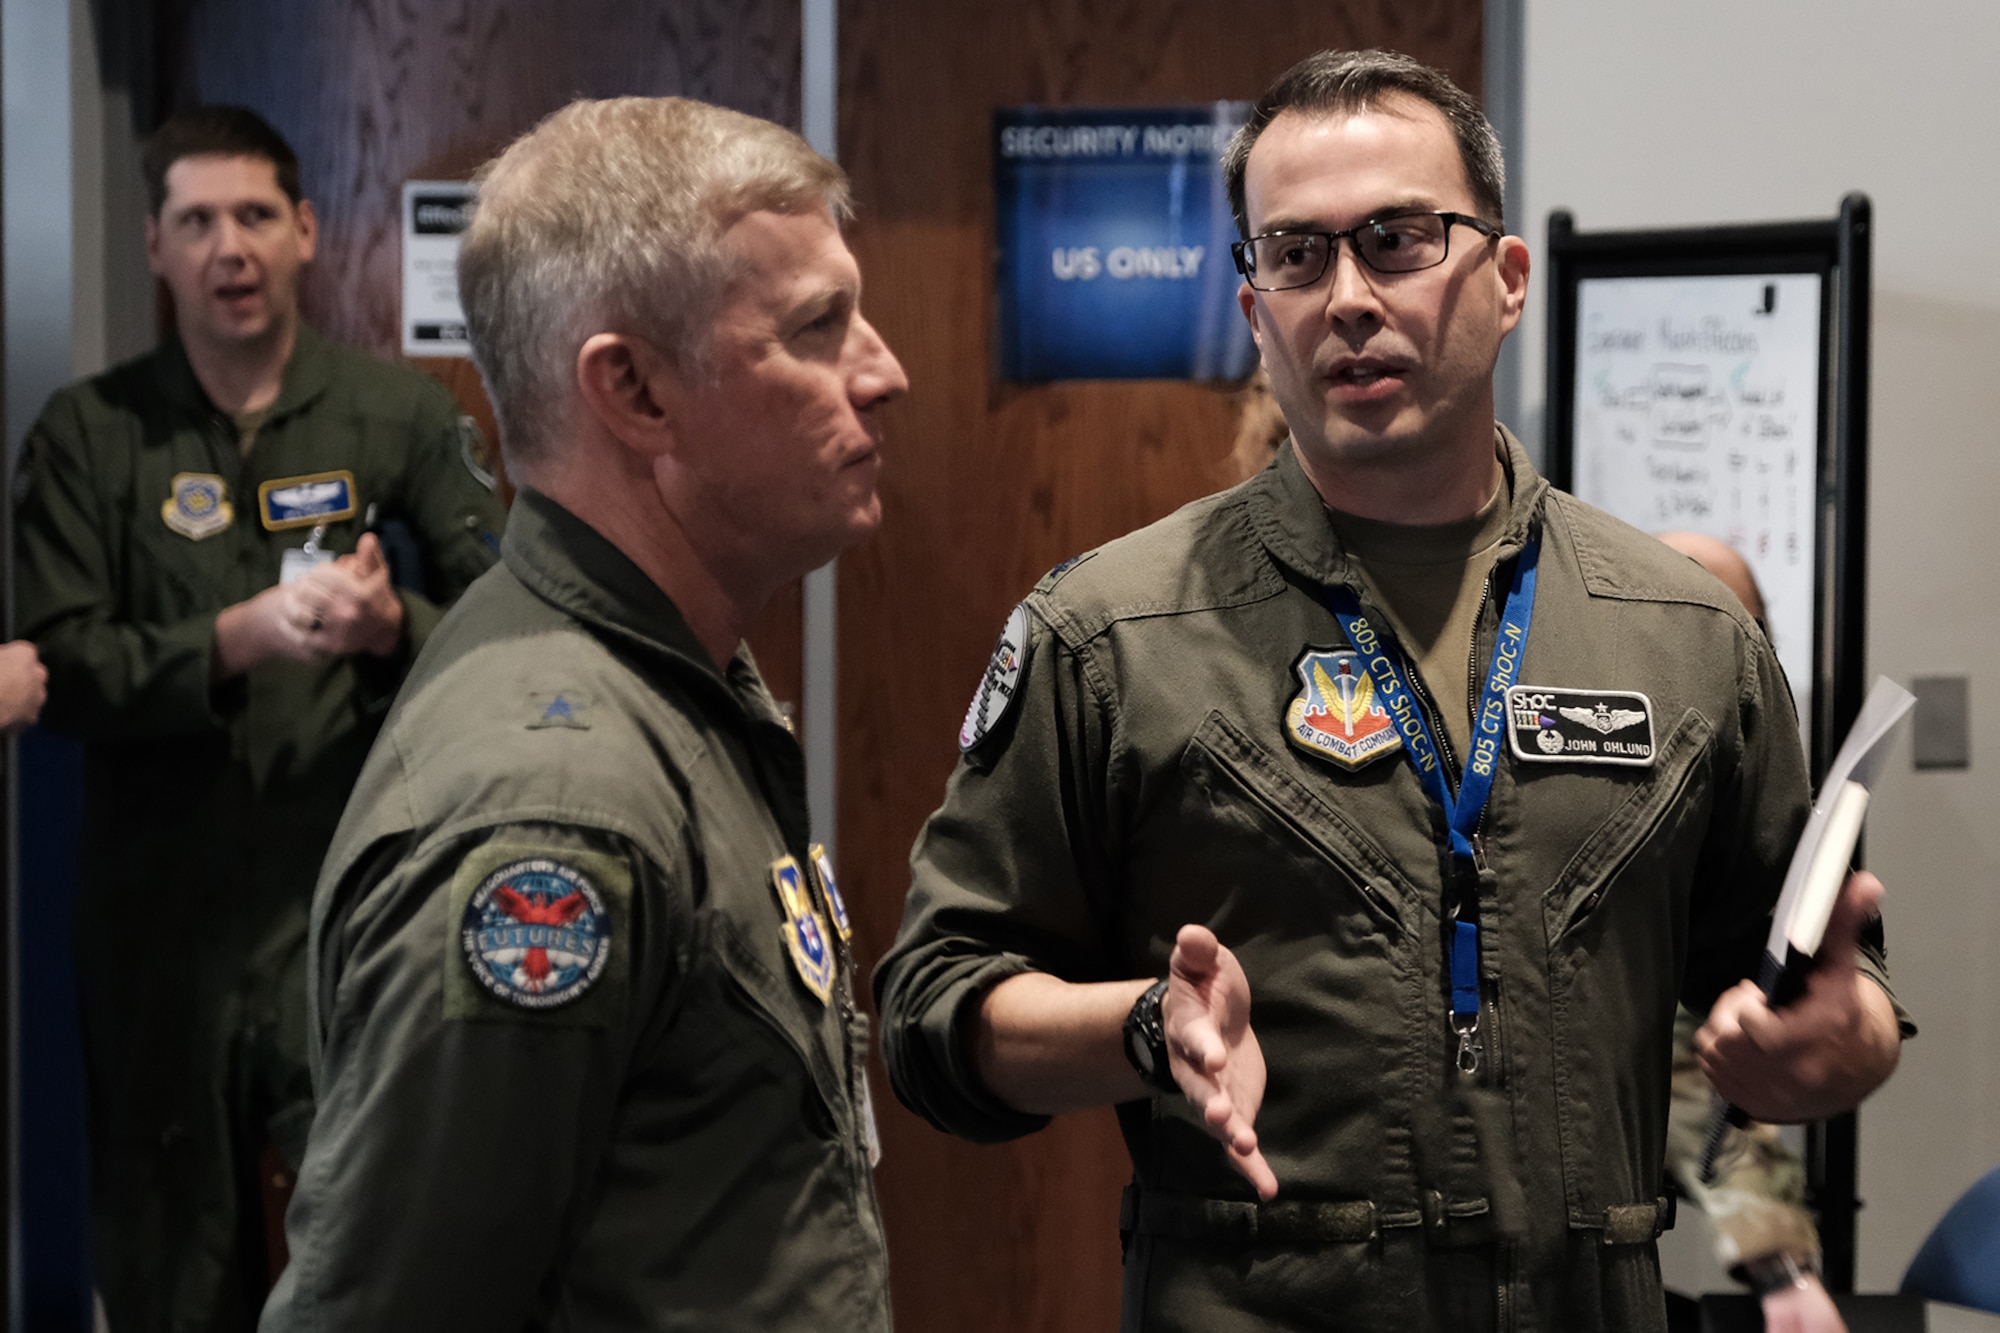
[[444, 842, 631, 1026], [1035, 550, 1095, 593], [526, 691, 593, 730], [1505, 686, 1657, 766]]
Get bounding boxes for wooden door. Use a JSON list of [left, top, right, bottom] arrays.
[[154, 0, 809, 705], [835, 5, 1484, 1329]]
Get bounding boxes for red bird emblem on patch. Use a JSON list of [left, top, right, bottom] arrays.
[[492, 885, 588, 984]]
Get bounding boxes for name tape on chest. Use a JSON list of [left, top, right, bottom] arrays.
[[258, 469, 357, 531], [1505, 686, 1657, 766], [162, 472, 234, 541], [959, 602, 1031, 752], [459, 858, 615, 1009]]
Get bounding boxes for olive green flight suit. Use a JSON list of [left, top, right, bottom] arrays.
[[14, 328, 504, 1333], [877, 432, 1904, 1332], [260, 490, 890, 1332]]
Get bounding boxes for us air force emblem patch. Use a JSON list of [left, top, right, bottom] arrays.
[[161, 473, 233, 541], [808, 843, 853, 943], [459, 858, 614, 1009], [1285, 647, 1403, 770], [771, 856, 836, 1003], [959, 603, 1030, 752], [1505, 686, 1656, 766]]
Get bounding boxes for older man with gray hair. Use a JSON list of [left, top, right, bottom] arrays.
[[261, 96, 906, 1331]]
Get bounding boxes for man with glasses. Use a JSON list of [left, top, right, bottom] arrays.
[[878, 49, 1905, 1331]]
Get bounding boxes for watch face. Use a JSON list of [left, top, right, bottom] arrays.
[[1127, 1027, 1157, 1076]]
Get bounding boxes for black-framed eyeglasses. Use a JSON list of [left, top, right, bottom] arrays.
[[1231, 211, 1501, 291]]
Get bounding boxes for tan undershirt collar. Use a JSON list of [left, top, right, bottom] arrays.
[[1323, 465, 1513, 760]]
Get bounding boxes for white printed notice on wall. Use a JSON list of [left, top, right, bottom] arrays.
[[1571, 273, 1821, 725], [401, 181, 475, 357]]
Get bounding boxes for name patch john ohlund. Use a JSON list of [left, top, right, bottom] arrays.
[[1505, 686, 1657, 767]]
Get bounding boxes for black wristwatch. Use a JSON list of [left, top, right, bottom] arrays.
[[1122, 978, 1177, 1094]]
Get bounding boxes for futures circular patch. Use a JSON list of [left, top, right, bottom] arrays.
[[459, 858, 613, 1009]]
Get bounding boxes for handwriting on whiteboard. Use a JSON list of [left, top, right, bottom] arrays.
[[1572, 273, 1822, 730]]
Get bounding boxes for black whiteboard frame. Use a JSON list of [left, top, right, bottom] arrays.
[[1543, 194, 1873, 1291]]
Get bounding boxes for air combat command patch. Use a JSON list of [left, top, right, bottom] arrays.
[[1505, 686, 1656, 766], [459, 857, 614, 1009], [1285, 647, 1403, 770]]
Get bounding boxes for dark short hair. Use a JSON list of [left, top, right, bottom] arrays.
[[143, 106, 302, 215], [1223, 49, 1505, 237]]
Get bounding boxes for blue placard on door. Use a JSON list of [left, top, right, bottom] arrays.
[[995, 104, 1256, 382]]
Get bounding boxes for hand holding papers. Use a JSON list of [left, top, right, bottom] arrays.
[[1698, 676, 1916, 1181]]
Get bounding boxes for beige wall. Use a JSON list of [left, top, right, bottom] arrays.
[[1520, 0, 2000, 1291]]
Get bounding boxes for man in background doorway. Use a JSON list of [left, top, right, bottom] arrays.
[[13, 105, 503, 1331]]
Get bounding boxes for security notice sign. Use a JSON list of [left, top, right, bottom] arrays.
[[401, 181, 475, 357], [994, 105, 1255, 382]]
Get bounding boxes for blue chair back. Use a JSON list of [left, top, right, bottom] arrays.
[[1903, 1164, 2000, 1313]]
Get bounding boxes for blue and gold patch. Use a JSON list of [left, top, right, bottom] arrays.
[[258, 469, 357, 531], [771, 855, 835, 1003], [808, 843, 852, 943], [161, 472, 233, 541]]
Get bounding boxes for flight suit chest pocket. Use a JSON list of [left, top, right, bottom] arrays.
[[1165, 710, 1412, 948], [707, 870, 853, 1142]]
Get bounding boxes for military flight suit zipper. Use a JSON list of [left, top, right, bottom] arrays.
[[1464, 571, 1518, 1333]]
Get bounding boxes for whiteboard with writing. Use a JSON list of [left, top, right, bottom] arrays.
[[1571, 273, 1821, 725]]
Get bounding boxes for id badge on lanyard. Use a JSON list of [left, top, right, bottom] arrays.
[[280, 523, 333, 584]]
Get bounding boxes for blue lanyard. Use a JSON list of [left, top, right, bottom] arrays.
[[1319, 533, 1540, 1073]]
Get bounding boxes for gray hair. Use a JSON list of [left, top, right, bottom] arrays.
[[458, 97, 852, 472], [1223, 50, 1506, 238]]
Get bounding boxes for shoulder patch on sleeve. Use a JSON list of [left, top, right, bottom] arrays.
[[459, 414, 498, 491], [445, 843, 631, 1026], [959, 602, 1031, 753]]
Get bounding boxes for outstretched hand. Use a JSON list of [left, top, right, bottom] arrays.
[[1696, 870, 1901, 1123], [1165, 924, 1277, 1200]]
